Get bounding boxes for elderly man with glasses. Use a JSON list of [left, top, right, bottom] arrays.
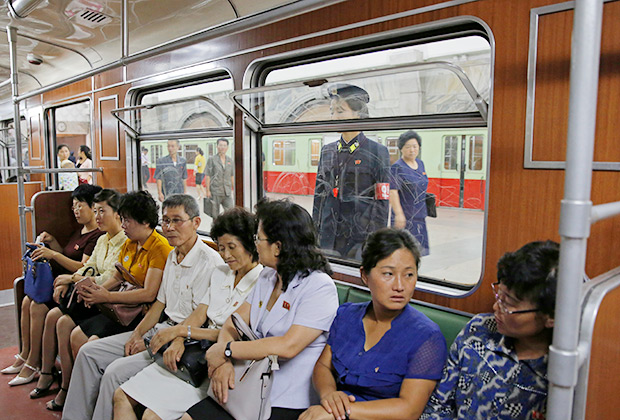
[[421, 240, 559, 420], [62, 194, 223, 420]]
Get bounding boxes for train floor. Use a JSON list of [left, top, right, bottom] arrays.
[[0, 305, 61, 419]]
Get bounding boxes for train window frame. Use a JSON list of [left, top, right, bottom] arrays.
[[240, 18, 494, 294], [43, 98, 93, 189], [125, 70, 235, 237]]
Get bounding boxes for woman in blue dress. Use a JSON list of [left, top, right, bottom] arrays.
[[299, 228, 446, 420], [389, 130, 430, 255]]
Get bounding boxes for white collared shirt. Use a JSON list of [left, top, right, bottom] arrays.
[[157, 239, 223, 324], [200, 263, 263, 328]]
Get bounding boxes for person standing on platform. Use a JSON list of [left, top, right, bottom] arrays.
[[205, 138, 234, 217], [390, 130, 430, 256], [141, 147, 150, 186], [154, 139, 187, 202], [312, 84, 390, 259], [194, 147, 207, 200]]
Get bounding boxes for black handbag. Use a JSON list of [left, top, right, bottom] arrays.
[[425, 192, 437, 218], [145, 336, 214, 387], [59, 267, 96, 314]]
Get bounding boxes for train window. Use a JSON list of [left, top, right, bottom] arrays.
[[135, 76, 234, 235], [0, 120, 28, 183], [272, 140, 296, 166], [310, 139, 322, 166], [469, 135, 484, 171], [46, 100, 92, 189], [240, 33, 490, 288], [443, 136, 459, 170]]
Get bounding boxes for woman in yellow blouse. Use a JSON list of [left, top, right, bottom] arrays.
[[194, 147, 207, 199]]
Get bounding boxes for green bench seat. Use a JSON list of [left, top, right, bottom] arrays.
[[334, 282, 471, 348]]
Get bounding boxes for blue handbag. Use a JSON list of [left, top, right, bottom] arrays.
[[22, 245, 55, 304]]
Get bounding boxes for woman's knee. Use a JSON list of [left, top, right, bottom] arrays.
[[21, 296, 31, 312], [45, 308, 62, 327], [113, 387, 130, 406], [142, 409, 162, 420], [30, 300, 49, 318]]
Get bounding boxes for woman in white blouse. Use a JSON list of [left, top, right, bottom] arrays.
[[113, 207, 262, 420]]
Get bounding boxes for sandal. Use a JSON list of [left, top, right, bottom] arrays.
[[8, 362, 39, 386], [46, 387, 67, 411], [30, 369, 59, 399], [1, 354, 26, 374]]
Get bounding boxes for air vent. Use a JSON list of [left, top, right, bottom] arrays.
[[68, 8, 112, 28]]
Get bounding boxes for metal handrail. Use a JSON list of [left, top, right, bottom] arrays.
[[111, 95, 234, 138], [230, 60, 488, 130]]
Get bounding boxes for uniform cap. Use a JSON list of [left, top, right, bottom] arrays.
[[327, 83, 370, 103]]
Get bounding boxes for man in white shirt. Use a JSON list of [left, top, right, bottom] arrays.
[[62, 194, 223, 420]]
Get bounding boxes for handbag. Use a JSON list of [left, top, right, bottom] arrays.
[[97, 281, 144, 326], [22, 244, 55, 304], [145, 335, 214, 387], [425, 192, 437, 218], [59, 266, 96, 314], [207, 313, 279, 420]]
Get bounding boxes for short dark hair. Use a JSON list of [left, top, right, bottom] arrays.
[[361, 228, 421, 274], [79, 145, 92, 160], [162, 194, 200, 219], [118, 191, 159, 228], [211, 207, 258, 262], [255, 198, 331, 291], [141, 147, 148, 153], [497, 240, 560, 317], [57, 144, 69, 154], [216, 138, 229, 146], [71, 184, 103, 207], [93, 189, 122, 212], [167, 139, 180, 146], [398, 130, 421, 150], [197, 147, 204, 156]]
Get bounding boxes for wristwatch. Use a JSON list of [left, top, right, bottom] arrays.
[[224, 341, 233, 358]]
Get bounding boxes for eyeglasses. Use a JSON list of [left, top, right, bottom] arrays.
[[160, 217, 192, 227], [253, 234, 269, 244], [491, 282, 539, 315]]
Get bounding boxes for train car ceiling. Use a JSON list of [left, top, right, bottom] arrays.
[[0, 0, 346, 108]]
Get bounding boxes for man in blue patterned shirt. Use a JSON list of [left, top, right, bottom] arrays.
[[421, 240, 559, 420]]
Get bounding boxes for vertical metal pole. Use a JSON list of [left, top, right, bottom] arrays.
[[546, 1, 603, 419], [122, 0, 129, 58], [7, 26, 28, 254]]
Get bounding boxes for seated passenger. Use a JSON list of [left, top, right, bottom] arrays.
[[2, 184, 104, 385], [32, 189, 127, 409], [300, 228, 447, 420], [113, 207, 263, 420], [420, 240, 559, 420], [61, 194, 220, 420], [183, 198, 339, 420]]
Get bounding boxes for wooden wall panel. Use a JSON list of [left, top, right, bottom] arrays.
[[26, 109, 46, 185], [41, 78, 91, 104], [585, 285, 620, 419], [0, 182, 42, 291], [532, 1, 620, 162], [94, 67, 123, 90], [94, 85, 130, 192]]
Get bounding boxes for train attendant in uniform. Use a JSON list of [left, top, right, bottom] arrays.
[[155, 139, 188, 202], [113, 207, 262, 420], [62, 194, 220, 420], [299, 228, 446, 420], [312, 84, 390, 260], [2, 184, 103, 386], [389, 130, 430, 256], [421, 240, 559, 420], [183, 198, 339, 420]]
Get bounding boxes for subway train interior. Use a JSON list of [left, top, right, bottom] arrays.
[[0, 0, 619, 419]]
